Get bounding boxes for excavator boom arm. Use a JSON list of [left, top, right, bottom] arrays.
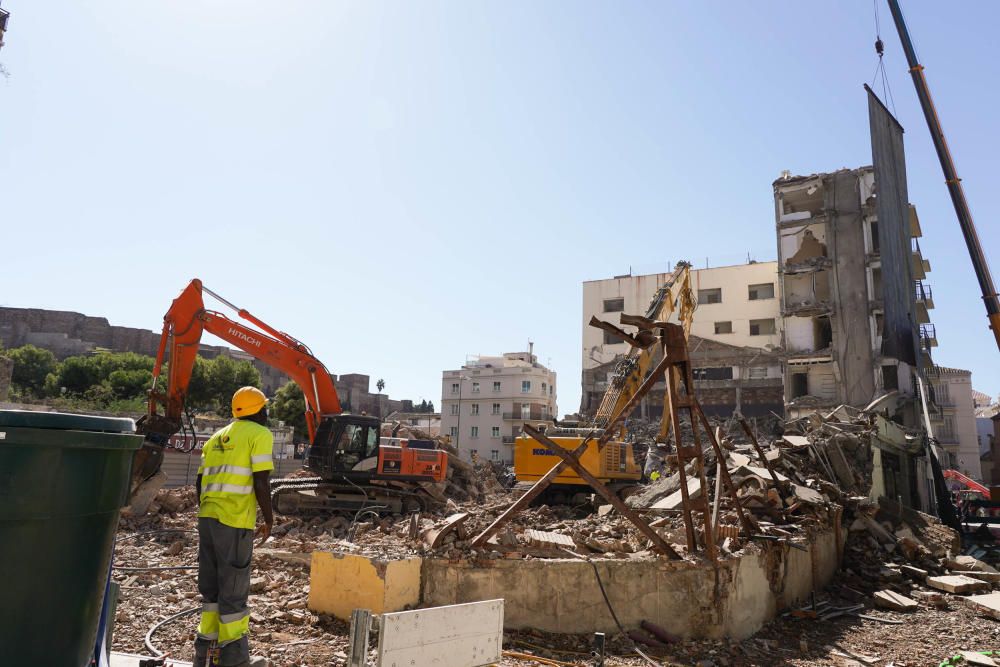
[[148, 279, 341, 444]]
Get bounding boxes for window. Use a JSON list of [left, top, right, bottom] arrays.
[[471, 382, 480, 393], [471, 403, 479, 416], [749, 318, 776, 336], [450, 404, 459, 415], [451, 383, 459, 394], [491, 450, 500, 461], [790, 373, 808, 398], [603, 298, 625, 312], [541, 382, 547, 393], [603, 330, 623, 345], [698, 288, 722, 304], [521, 380, 531, 393], [882, 365, 899, 391], [692, 367, 734, 381], [521, 404, 531, 419], [450, 426, 458, 437], [492, 403, 501, 415], [549, 385, 553, 395], [870, 220, 880, 253], [493, 381, 501, 392], [470, 449, 478, 460], [470, 426, 479, 439], [748, 283, 775, 300], [491, 426, 500, 438], [714, 321, 733, 335]]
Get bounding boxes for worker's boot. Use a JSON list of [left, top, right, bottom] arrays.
[[227, 658, 269, 667]]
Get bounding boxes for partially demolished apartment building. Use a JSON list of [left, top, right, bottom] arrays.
[[776, 90, 942, 510], [581, 90, 954, 511]]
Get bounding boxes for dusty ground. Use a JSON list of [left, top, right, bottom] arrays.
[[111, 523, 1000, 667]]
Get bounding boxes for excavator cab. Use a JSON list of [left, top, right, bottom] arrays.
[[307, 414, 383, 478]]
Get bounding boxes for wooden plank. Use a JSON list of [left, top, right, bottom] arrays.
[[927, 575, 991, 594], [376, 600, 504, 667], [522, 425, 682, 559], [873, 590, 918, 612], [469, 438, 590, 548]]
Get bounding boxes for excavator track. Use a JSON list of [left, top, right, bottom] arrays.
[[270, 477, 432, 516]]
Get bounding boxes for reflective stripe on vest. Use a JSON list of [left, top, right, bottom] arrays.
[[202, 464, 253, 477], [203, 482, 253, 495]]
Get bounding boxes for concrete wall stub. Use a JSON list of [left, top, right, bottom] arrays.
[[421, 527, 842, 640], [308, 552, 421, 620]]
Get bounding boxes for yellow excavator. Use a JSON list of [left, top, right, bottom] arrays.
[[512, 261, 696, 502]]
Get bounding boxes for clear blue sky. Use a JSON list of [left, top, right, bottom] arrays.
[[1, 2, 998, 413]]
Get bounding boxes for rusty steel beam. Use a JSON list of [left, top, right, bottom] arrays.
[[469, 436, 592, 548], [523, 424, 682, 560], [739, 417, 790, 504], [696, 408, 758, 536]]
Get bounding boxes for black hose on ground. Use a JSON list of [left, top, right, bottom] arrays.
[[144, 606, 199, 657]]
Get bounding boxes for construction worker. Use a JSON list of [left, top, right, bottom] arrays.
[[194, 386, 274, 667]]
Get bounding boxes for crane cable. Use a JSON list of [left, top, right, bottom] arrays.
[[871, 0, 898, 114]]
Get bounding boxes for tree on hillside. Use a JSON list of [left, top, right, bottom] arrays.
[[271, 381, 307, 442], [3, 345, 58, 397]]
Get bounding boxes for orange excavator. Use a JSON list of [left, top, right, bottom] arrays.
[[130, 279, 448, 515]]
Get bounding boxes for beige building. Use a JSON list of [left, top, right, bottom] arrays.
[[929, 367, 982, 479], [581, 262, 783, 417], [440, 351, 557, 464]]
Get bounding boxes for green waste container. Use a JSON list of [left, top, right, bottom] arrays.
[[0, 410, 144, 666]]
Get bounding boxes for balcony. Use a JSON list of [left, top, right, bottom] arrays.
[[503, 412, 548, 421], [501, 436, 517, 445], [911, 238, 931, 280], [920, 323, 938, 349], [914, 281, 934, 324]]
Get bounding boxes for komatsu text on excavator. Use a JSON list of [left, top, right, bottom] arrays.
[[130, 279, 448, 515]]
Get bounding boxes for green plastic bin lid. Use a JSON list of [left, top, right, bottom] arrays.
[[0, 409, 136, 433]]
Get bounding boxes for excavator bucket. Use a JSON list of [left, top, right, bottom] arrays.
[[126, 412, 181, 514]]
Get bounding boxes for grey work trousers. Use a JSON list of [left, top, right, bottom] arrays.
[[195, 517, 253, 666]]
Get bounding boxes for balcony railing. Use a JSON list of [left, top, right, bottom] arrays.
[[914, 281, 933, 303], [937, 432, 959, 444], [503, 412, 548, 421], [501, 436, 517, 444], [919, 323, 938, 349]]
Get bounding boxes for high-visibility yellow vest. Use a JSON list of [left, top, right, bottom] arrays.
[[198, 420, 274, 529]]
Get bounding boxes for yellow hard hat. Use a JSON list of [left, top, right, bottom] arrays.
[[232, 386, 268, 418]]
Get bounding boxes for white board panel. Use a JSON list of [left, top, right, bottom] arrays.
[[377, 599, 504, 667]]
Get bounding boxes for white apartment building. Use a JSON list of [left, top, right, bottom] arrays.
[[930, 367, 982, 479], [581, 262, 783, 415], [440, 351, 557, 464], [582, 262, 781, 369]]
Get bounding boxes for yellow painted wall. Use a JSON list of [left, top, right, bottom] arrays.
[[308, 552, 422, 619]]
